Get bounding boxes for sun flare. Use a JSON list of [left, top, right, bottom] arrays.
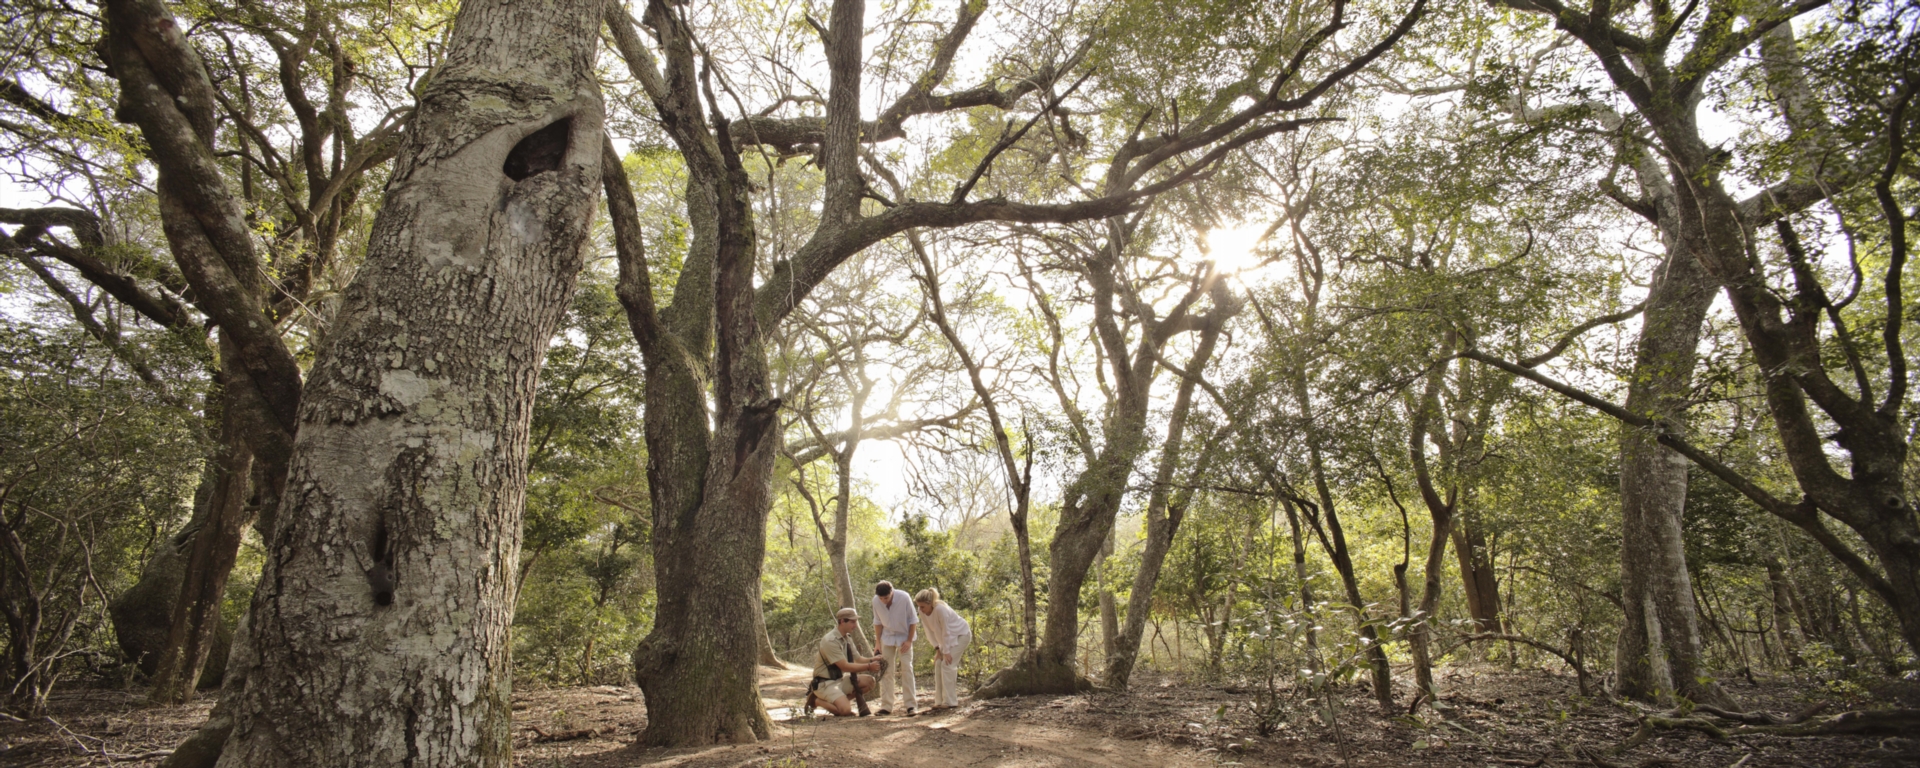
[[1203, 222, 1269, 275]]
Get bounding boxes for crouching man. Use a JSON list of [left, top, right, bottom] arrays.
[[807, 607, 882, 716]]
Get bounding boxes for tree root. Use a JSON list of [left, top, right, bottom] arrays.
[[1624, 704, 1920, 744], [156, 715, 228, 768], [1693, 701, 1828, 726], [1729, 709, 1920, 736], [1660, 699, 1920, 736], [1646, 716, 1731, 741], [972, 653, 1096, 700]]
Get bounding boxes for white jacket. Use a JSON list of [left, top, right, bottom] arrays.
[[922, 601, 970, 650]]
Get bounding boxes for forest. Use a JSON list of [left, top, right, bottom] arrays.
[[0, 0, 1916, 764]]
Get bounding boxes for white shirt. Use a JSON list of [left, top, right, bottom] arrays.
[[922, 601, 970, 650], [871, 592, 919, 645]]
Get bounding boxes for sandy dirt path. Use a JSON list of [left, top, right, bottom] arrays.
[[612, 664, 1219, 768]]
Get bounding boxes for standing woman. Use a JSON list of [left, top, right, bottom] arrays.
[[915, 588, 972, 710]]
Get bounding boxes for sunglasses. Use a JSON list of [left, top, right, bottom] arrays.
[[838, 618, 855, 623]]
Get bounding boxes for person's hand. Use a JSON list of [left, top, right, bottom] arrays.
[[901, 640, 913, 653], [941, 652, 952, 664]]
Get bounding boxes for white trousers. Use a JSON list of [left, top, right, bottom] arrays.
[[878, 642, 917, 711], [932, 632, 970, 707]]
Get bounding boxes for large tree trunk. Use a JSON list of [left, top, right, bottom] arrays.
[[626, 182, 779, 744], [206, 0, 605, 762], [614, 0, 779, 736], [100, 0, 305, 715], [600, 0, 794, 744], [1613, 180, 1728, 707], [983, 425, 1142, 696]]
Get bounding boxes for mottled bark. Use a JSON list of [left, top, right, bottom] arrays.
[[210, 0, 605, 763], [1615, 232, 1724, 706], [97, 0, 317, 711], [149, 342, 254, 704], [604, 0, 777, 743]]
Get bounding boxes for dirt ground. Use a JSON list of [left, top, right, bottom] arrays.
[[2, 663, 1916, 767]]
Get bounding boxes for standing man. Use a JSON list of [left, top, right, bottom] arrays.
[[870, 580, 920, 716]]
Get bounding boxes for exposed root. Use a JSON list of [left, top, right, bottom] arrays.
[[1635, 702, 1920, 739], [973, 653, 1096, 700], [1644, 716, 1730, 741], [1694, 701, 1828, 726], [1729, 709, 1920, 737]]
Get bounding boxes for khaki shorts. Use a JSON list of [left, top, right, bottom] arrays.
[[810, 675, 855, 702]]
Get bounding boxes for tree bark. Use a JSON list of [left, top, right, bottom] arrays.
[[207, 0, 605, 763], [149, 340, 254, 703], [1496, 0, 1920, 668], [98, 0, 307, 712], [1294, 371, 1395, 711], [1614, 231, 1726, 706], [1106, 278, 1234, 689], [976, 229, 1222, 699], [608, 0, 779, 741], [1765, 558, 1807, 667], [1451, 519, 1502, 633], [1098, 534, 1118, 668], [1407, 354, 1455, 701]]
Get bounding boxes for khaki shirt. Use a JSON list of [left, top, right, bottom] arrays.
[[814, 627, 854, 679]]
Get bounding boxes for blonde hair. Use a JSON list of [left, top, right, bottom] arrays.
[[914, 587, 940, 606]]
